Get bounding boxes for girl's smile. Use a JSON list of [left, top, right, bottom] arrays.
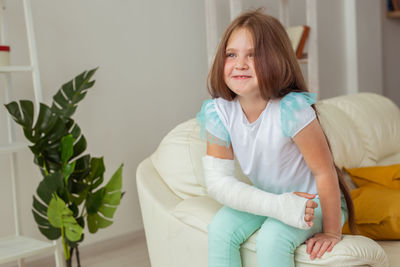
[[232, 75, 252, 79]]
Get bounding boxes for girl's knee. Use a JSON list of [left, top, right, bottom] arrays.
[[256, 220, 298, 254], [208, 219, 248, 247], [208, 208, 238, 238], [256, 231, 296, 254], [208, 207, 264, 247]]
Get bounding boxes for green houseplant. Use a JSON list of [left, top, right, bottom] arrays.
[[5, 68, 123, 267]]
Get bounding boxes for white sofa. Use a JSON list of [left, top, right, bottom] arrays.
[[137, 93, 400, 267]]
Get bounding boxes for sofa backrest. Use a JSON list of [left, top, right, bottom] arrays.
[[150, 93, 400, 199], [316, 101, 373, 169], [322, 93, 400, 165]]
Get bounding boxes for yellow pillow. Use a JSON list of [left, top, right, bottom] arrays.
[[344, 164, 400, 189], [342, 184, 400, 240]]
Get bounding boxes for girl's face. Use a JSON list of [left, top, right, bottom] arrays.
[[224, 28, 260, 99]]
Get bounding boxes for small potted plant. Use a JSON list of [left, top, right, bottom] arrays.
[[5, 68, 124, 267]]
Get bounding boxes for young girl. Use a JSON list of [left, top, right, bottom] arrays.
[[197, 9, 356, 267]]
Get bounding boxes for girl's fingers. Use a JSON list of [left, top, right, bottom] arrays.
[[304, 214, 315, 222], [294, 192, 316, 199], [306, 200, 318, 209], [310, 241, 322, 260], [327, 241, 336, 252], [305, 207, 315, 215], [306, 238, 316, 254], [316, 241, 331, 258]]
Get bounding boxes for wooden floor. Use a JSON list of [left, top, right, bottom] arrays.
[[4, 230, 151, 267]]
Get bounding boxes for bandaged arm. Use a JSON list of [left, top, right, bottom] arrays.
[[203, 155, 311, 230]]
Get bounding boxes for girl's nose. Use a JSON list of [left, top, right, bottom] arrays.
[[235, 59, 248, 70]]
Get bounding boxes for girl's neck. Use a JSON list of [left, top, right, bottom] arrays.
[[237, 95, 269, 123]]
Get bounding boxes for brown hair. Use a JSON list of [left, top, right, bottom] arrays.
[[207, 9, 358, 234]]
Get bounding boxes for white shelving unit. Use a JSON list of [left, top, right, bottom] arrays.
[[0, 0, 63, 266], [279, 0, 319, 97], [0, 65, 34, 72], [204, 0, 320, 97]]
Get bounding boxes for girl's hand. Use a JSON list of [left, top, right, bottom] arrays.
[[305, 232, 341, 260], [293, 192, 318, 227]]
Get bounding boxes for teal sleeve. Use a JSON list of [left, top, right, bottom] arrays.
[[280, 92, 317, 138], [196, 99, 231, 147]]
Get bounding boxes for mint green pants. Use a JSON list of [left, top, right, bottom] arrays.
[[207, 197, 348, 267]]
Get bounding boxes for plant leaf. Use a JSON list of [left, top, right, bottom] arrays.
[[60, 135, 74, 164], [34, 103, 57, 134], [47, 194, 83, 242], [85, 164, 123, 233], [4, 101, 36, 142], [4, 102, 23, 125], [32, 172, 64, 240], [87, 213, 112, 233], [86, 189, 105, 214], [72, 135, 87, 160], [51, 68, 98, 120], [36, 172, 64, 204], [89, 157, 105, 190]]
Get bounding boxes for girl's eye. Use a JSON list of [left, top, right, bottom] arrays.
[[226, 53, 235, 58], [248, 53, 254, 58]]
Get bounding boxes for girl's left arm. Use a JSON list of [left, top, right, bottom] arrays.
[[293, 118, 342, 260]]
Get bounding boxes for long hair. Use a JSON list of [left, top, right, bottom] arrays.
[[207, 9, 357, 234]]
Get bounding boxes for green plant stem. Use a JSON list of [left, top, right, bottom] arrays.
[[70, 247, 74, 264], [61, 226, 70, 260], [43, 160, 49, 176], [76, 246, 81, 267]]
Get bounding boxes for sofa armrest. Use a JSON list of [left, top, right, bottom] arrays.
[[172, 195, 222, 233], [137, 157, 182, 213]]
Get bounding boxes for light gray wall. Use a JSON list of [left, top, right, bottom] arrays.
[[356, 0, 383, 95], [381, 0, 400, 106], [1, 0, 209, 246], [316, 0, 348, 99]]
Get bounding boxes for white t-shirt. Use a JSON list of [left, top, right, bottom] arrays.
[[197, 92, 318, 195]]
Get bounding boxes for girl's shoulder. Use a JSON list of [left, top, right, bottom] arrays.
[[279, 92, 317, 138], [279, 91, 317, 107], [197, 97, 235, 112], [196, 98, 231, 147]]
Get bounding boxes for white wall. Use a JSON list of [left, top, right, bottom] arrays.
[[1, 0, 209, 247], [317, 0, 348, 99], [381, 0, 400, 106], [356, 0, 383, 95]]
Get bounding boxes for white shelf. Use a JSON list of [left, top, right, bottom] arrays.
[[0, 65, 33, 72], [0, 235, 56, 264], [0, 0, 62, 266], [0, 142, 28, 153], [298, 58, 308, 64]]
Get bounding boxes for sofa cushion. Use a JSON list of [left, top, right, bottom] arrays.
[[324, 93, 400, 163], [342, 184, 400, 240], [172, 196, 389, 266], [293, 235, 389, 267], [151, 119, 251, 199], [172, 195, 222, 233], [344, 164, 400, 189]]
